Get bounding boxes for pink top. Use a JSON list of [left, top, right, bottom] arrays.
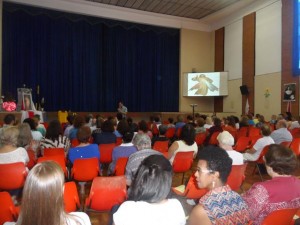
[[243, 176, 300, 225]]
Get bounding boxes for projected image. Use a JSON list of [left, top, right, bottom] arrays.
[[189, 74, 219, 96]]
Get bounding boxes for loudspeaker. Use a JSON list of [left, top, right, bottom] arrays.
[[240, 85, 249, 95]]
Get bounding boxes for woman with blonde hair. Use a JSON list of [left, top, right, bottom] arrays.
[[4, 161, 91, 225]]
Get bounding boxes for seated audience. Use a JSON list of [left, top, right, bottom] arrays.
[[33, 114, 46, 136], [113, 155, 186, 225], [69, 115, 85, 140], [116, 119, 130, 137], [138, 120, 153, 139], [18, 123, 40, 156], [243, 125, 274, 161], [270, 119, 293, 144], [4, 161, 91, 225], [217, 131, 243, 165], [167, 117, 175, 128], [243, 144, 300, 225], [108, 131, 136, 175], [188, 146, 250, 225], [0, 126, 29, 165], [127, 117, 138, 133], [112, 118, 122, 138], [68, 126, 100, 164], [40, 119, 71, 156], [168, 124, 197, 164], [175, 115, 186, 131], [93, 119, 117, 145], [151, 124, 169, 146], [23, 118, 43, 141], [204, 117, 223, 145], [125, 133, 161, 186], [255, 115, 266, 128], [0, 113, 16, 136], [194, 118, 206, 134], [289, 116, 300, 130], [203, 116, 213, 129], [186, 115, 195, 127], [64, 115, 74, 137], [239, 116, 249, 128]]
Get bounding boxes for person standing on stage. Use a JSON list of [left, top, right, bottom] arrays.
[[118, 101, 128, 118]]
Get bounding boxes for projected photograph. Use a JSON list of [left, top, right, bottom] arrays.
[[283, 83, 296, 102]]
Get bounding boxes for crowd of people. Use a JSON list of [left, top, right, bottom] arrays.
[[0, 111, 300, 225]]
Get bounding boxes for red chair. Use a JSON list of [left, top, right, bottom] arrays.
[[279, 141, 291, 147], [114, 157, 128, 176], [63, 181, 80, 213], [291, 128, 300, 138], [233, 136, 251, 152], [116, 137, 123, 146], [226, 163, 248, 191], [248, 127, 261, 137], [172, 174, 208, 199], [43, 148, 66, 162], [252, 145, 270, 181], [99, 143, 116, 164], [153, 140, 169, 153], [85, 176, 127, 211], [26, 149, 37, 169], [195, 133, 206, 146], [71, 157, 100, 195], [152, 124, 159, 136], [0, 192, 20, 225], [208, 132, 220, 145], [71, 139, 80, 147], [261, 208, 298, 225], [172, 151, 194, 184], [289, 138, 300, 156], [165, 127, 175, 139], [248, 135, 262, 148], [37, 155, 68, 178], [236, 127, 249, 139], [176, 127, 182, 138], [0, 162, 27, 190]]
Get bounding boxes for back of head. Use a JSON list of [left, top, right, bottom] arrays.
[[159, 124, 168, 135], [138, 120, 148, 132], [265, 144, 298, 175], [1, 126, 19, 146], [45, 120, 62, 140], [116, 113, 123, 121], [217, 131, 234, 146], [77, 126, 91, 143], [23, 118, 37, 131], [198, 146, 232, 184], [117, 119, 130, 136], [101, 119, 114, 132], [261, 124, 271, 136], [122, 131, 134, 143], [180, 124, 195, 145], [129, 154, 173, 203], [132, 133, 151, 150], [20, 161, 65, 225], [18, 123, 33, 147], [213, 117, 222, 127], [4, 114, 15, 125], [73, 115, 85, 129], [277, 119, 288, 128]]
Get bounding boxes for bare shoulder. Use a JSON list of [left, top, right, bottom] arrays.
[[188, 205, 212, 225]]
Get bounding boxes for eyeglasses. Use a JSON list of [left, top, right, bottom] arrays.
[[195, 168, 214, 174]]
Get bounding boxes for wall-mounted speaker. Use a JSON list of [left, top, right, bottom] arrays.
[[240, 85, 249, 95]]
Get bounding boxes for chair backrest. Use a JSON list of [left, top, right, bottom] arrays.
[[255, 145, 270, 164], [99, 143, 116, 164], [209, 132, 220, 145], [289, 137, 300, 156], [172, 151, 194, 173], [114, 157, 128, 176], [26, 149, 37, 169], [195, 133, 206, 146], [262, 208, 298, 225], [233, 136, 251, 152], [176, 127, 182, 138], [226, 164, 248, 191], [172, 174, 208, 199], [248, 127, 261, 137], [44, 148, 66, 161], [291, 128, 300, 138], [0, 192, 19, 225], [0, 162, 27, 190], [71, 139, 80, 147], [153, 141, 169, 153], [165, 127, 176, 139], [63, 181, 80, 213], [279, 141, 291, 147], [116, 137, 123, 146], [37, 155, 68, 177], [71, 158, 100, 182], [85, 176, 127, 211]]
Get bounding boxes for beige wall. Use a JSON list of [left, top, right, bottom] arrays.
[[254, 72, 281, 121], [223, 79, 242, 117], [179, 28, 214, 114]]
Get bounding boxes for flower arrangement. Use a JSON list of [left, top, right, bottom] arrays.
[[264, 88, 270, 98]]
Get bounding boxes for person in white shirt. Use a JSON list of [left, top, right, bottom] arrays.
[[217, 131, 243, 165], [113, 154, 186, 225]]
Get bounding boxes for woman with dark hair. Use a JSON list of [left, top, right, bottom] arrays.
[[189, 146, 250, 225], [168, 124, 197, 164], [243, 144, 300, 225], [40, 119, 71, 156], [68, 126, 100, 165], [4, 161, 91, 225], [68, 115, 85, 140], [23, 118, 43, 141], [138, 120, 153, 139], [93, 119, 117, 145], [113, 154, 186, 225]]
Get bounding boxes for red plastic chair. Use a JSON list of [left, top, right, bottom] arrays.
[[114, 157, 128, 176], [261, 208, 298, 225], [289, 138, 300, 156], [291, 128, 300, 138], [85, 176, 127, 211], [279, 141, 291, 147], [99, 143, 116, 164], [236, 127, 249, 139], [116, 137, 123, 146], [0, 162, 27, 190], [252, 145, 270, 181], [208, 132, 220, 145], [71, 139, 80, 147], [248, 127, 261, 137], [176, 127, 182, 138], [233, 136, 251, 152], [226, 163, 248, 191], [44, 148, 66, 162], [165, 127, 175, 139], [172, 174, 208, 199], [153, 140, 169, 153], [195, 133, 206, 146], [26, 149, 37, 169], [37, 155, 68, 178], [63, 181, 80, 213], [0, 192, 20, 225], [172, 151, 194, 184], [152, 124, 159, 136]]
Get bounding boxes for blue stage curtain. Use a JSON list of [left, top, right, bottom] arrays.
[[293, 0, 300, 76], [2, 2, 179, 112]]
